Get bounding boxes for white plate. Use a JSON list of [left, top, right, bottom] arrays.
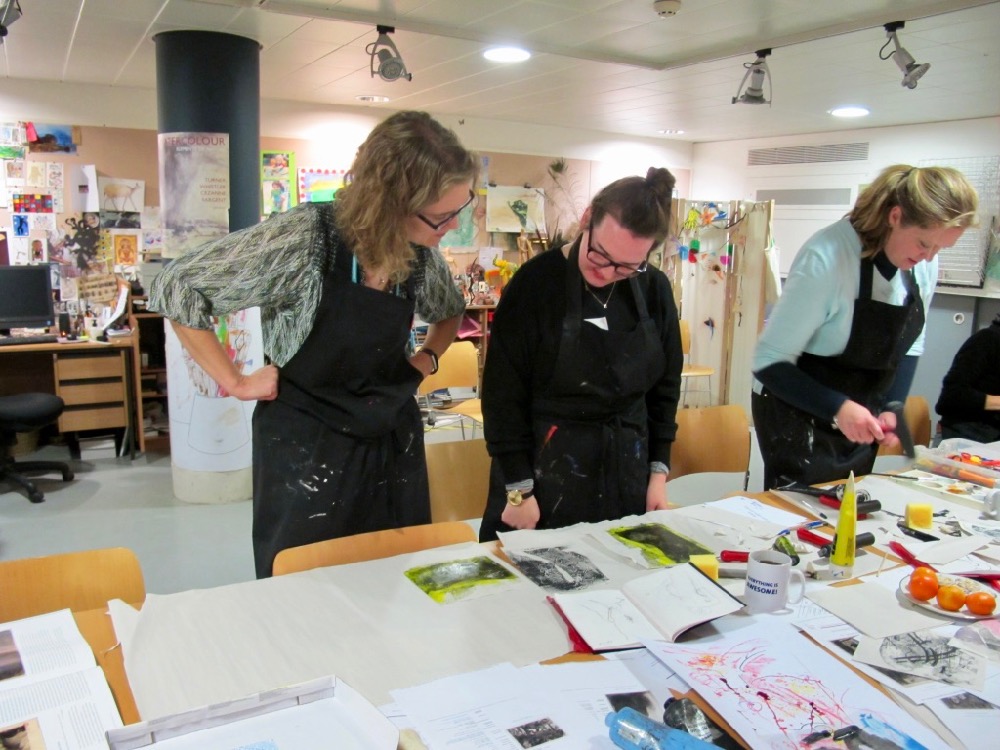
[[898, 574, 999, 621]]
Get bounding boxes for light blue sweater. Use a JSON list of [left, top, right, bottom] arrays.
[[754, 219, 937, 378]]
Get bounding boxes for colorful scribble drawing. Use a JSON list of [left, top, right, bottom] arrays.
[[648, 626, 935, 750], [607, 523, 713, 567], [405, 556, 517, 603]]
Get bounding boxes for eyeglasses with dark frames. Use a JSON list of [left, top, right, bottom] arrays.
[[417, 190, 476, 230], [586, 220, 651, 277]]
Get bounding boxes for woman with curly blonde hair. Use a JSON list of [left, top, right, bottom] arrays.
[[752, 164, 978, 490], [151, 111, 477, 577]]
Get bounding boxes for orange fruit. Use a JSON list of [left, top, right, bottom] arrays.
[[965, 591, 997, 616], [911, 567, 938, 584], [908, 575, 939, 602], [936, 585, 966, 612]]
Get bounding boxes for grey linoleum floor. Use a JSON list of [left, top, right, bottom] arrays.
[[0, 415, 781, 596]]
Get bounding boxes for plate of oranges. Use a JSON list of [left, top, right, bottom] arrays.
[[899, 567, 998, 620]]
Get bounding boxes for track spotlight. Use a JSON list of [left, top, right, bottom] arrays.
[[0, 0, 22, 45], [367, 25, 412, 82], [882, 21, 930, 89], [732, 49, 771, 105]]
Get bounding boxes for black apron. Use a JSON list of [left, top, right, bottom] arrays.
[[752, 257, 924, 489], [480, 242, 667, 540], [251, 248, 429, 578]]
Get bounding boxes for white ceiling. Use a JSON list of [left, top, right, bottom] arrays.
[[2, 0, 999, 143]]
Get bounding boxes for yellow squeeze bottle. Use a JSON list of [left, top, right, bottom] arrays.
[[829, 471, 857, 578]]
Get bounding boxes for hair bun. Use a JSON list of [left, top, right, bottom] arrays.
[[645, 167, 676, 200]]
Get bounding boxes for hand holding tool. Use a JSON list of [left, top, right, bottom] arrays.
[[884, 400, 915, 458]]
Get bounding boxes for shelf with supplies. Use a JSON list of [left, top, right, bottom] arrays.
[[130, 296, 170, 452]]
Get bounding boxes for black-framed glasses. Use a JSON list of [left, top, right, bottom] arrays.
[[586, 221, 650, 277], [417, 190, 476, 230]]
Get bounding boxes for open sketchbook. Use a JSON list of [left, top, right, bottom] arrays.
[[548, 563, 744, 652]]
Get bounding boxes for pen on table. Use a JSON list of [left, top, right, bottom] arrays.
[[896, 523, 939, 542], [719, 550, 749, 563], [776, 520, 825, 537], [797, 527, 834, 547]]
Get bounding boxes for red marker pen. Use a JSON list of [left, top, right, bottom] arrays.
[[719, 550, 749, 563]]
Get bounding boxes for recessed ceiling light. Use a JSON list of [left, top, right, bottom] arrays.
[[658, 129, 685, 135], [483, 46, 531, 63], [829, 106, 870, 118], [356, 95, 390, 103]]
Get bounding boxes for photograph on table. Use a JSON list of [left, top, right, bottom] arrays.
[[606, 522, 713, 567], [405, 555, 519, 604]]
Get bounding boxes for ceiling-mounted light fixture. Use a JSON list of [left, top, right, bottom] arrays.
[[0, 0, 22, 44], [732, 48, 771, 105], [367, 25, 412, 82], [483, 46, 530, 63], [881, 21, 929, 89]]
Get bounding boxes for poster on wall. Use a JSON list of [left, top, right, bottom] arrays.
[[298, 167, 346, 203], [158, 132, 230, 260], [485, 186, 545, 233], [261, 150, 296, 215], [26, 123, 80, 154]]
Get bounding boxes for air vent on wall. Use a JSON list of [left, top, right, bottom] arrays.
[[748, 143, 869, 166]]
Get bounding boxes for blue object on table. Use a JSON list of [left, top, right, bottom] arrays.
[[606, 708, 719, 749]]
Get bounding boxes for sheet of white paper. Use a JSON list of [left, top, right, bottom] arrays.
[[0, 608, 96, 685], [853, 628, 987, 691], [703, 495, 807, 527], [916, 536, 992, 565], [923, 692, 1000, 750], [670, 502, 787, 543], [521, 660, 658, 724], [807, 581, 945, 637], [391, 663, 598, 750], [644, 620, 946, 750], [604, 648, 689, 702]]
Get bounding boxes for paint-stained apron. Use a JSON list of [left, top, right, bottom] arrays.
[[480, 242, 666, 540], [752, 258, 923, 489], [250, 248, 429, 578]]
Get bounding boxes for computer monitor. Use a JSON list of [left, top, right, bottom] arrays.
[[0, 264, 55, 335]]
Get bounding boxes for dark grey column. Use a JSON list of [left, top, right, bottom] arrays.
[[154, 31, 261, 230]]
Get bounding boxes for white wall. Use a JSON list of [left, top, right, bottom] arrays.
[[690, 117, 1000, 199]]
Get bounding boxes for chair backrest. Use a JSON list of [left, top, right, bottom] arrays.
[[670, 405, 751, 483], [877, 395, 932, 456], [427, 438, 491, 522], [417, 341, 480, 397], [0, 547, 146, 622], [272, 521, 477, 575], [679, 318, 691, 357]]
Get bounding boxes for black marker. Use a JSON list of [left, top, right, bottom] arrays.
[[896, 523, 939, 542]]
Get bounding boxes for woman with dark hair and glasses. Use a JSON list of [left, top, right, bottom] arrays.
[[478, 167, 683, 540], [150, 111, 475, 577]]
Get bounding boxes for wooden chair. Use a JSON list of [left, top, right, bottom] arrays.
[[877, 395, 932, 456], [679, 319, 715, 407], [0, 547, 146, 622], [416, 341, 484, 438], [670, 404, 750, 489], [272, 521, 477, 575], [426, 438, 491, 522]]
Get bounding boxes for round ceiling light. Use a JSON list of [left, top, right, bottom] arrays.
[[829, 106, 870, 118], [483, 46, 531, 63]]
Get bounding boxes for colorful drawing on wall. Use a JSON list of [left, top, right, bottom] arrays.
[[298, 167, 346, 203], [26, 123, 80, 154], [0, 145, 24, 160], [485, 186, 545, 233], [261, 150, 296, 215], [113, 232, 139, 265], [607, 523, 713, 567], [11, 194, 53, 213], [98, 177, 145, 213], [440, 196, 479, 248]]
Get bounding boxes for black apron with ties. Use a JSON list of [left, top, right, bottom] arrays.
[[480, 242, 667, 540], [251, 247, 429, 578], [752, 257, 924, 489]]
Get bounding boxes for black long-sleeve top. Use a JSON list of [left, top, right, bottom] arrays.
[[482, 247, 682, 486], [936, 321, 1000, 431]]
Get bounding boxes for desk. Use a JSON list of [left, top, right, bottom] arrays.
[[0, 335, 143, 456], [464, 304, 495, 387]]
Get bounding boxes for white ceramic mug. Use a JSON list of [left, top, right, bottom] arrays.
[[744, 549, 806, 614]]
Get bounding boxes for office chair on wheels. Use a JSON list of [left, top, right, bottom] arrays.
[[0, 393, 74, 503]]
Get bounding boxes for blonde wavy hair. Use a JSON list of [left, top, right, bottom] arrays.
[[849, 164, 979, 258], [335, 111, 478, 282]]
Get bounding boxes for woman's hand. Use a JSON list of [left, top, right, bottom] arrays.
[[875, 410, 901, 449], [646, 473, 674, 511], [230, 364, 279, 401], [501, 497, 541, 530], [834, 400, 887, 444], [408, 351, 436, 379]]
